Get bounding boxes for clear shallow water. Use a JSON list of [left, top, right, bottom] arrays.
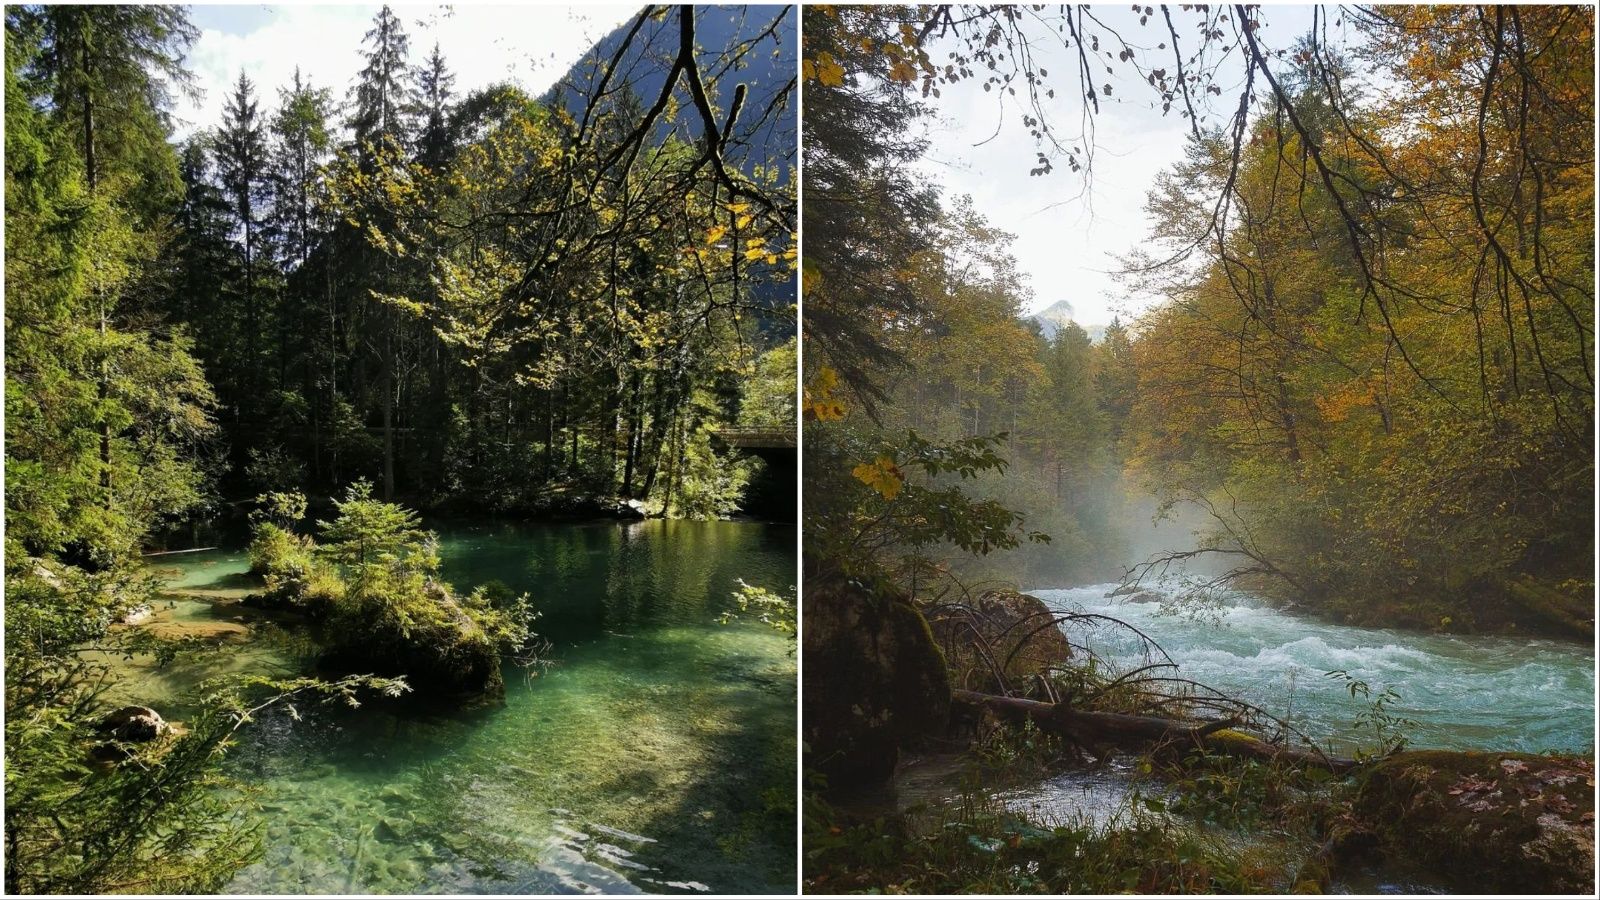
[[136, 520, 796, 894], [1033, 583, 1596, 755]]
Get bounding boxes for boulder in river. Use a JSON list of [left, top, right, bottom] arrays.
[[803, 575, 950, 789], [97, 705, 171, 742], [120, 604, 154, 625], [927, 589, 1073, 694], [1338, 750, 1595, 894], [318, 577, 507, 700]]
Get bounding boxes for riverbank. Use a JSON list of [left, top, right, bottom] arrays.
[[808, 742, 1596, 894], [804, 580, 1594, 894]]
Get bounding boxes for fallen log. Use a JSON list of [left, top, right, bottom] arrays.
[[952, 688, 1360, 773]]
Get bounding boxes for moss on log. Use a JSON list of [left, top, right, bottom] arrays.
[[950, 689, 1358, 772]]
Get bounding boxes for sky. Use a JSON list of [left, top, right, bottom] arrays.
[[175, 3, 641, 140], [915, 4, 1326, 327]]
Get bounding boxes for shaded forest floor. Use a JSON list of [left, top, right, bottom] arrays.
[[805, 734, 1596, 894]]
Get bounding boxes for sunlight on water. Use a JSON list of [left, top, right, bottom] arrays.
[[129, 520, 796, 895]]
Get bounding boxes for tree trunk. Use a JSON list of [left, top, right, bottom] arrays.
[[543, 386, 554, 474], [245, 211, 256, 398], [382, 342, 395, 500], [569, 380, 579, 473], [98, 305, 112, 506], [951, 689, 1358, 772], [79, 28, 96, 190], [82, 39, 113, 510], [621, 371, 644, 497]]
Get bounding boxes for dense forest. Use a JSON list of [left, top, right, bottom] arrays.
[[6, 4, 794, 893], [802, 4, 1593, 894]]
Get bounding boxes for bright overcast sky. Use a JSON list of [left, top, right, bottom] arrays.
[[917, 4, 1325, 327], [176, 3, 641, 140]]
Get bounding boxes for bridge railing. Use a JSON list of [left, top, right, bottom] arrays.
[[711, 427, 797, 449]]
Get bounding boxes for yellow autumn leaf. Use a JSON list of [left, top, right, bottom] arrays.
[[814, 52, 845, 87], [852, 455, 904, 500], [804, 366, 846, 420]]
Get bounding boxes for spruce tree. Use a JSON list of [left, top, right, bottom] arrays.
[[4, 11, 250, 893], [271, 67, 332, 271], [346, 5, 414, 498], [413, 42, 456, 171], [215, 70, 271, 402], [349, 4, 412, 164]]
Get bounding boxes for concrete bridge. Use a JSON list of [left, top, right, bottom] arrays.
[[711, 428, 796, 521]]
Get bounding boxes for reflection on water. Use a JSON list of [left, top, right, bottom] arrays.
[[126, 520, 796, 895]]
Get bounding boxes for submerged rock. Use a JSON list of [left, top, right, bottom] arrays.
[[1338, 750, 1595, 894], [374, 815, 416, 842], [143, 618, 252, 643], [927, 589, 1073, 694], [803, 575, 949, 789]]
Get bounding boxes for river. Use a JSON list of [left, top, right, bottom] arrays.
[[124, 519, 797, 895], [1035, 583, 1594, 755]]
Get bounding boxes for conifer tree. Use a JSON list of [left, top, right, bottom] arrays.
[[271, 67, 332, 271], [349, 4, 412, 163], [215, 70, 271, 400], [413, 42, 456, 171]]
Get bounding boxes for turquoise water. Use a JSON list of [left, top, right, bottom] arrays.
[[138, 520, 797, 894], [1033, 583, 1595, 755]]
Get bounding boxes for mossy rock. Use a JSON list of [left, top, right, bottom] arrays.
[[320, 624, 503, 700], [802, 575, 950, 789], [927, 589, 1072, 694], [1341, 750, 1594, 893]]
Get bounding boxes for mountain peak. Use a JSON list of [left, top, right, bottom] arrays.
[[1034, 299, 1076, 324], [1029, 299, 1076, 340]]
